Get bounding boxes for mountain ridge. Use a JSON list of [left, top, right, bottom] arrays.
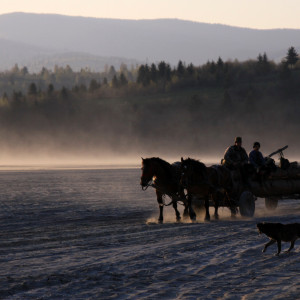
[[0, 12, 299, 72]]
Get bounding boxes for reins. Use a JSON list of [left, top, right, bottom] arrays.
[[142, 180, 186, 206], [141, 180, 153, 191]]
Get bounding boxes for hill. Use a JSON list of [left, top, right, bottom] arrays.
[[0, 13, 300, 72]]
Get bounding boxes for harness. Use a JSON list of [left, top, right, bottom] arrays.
[[144, 181, 187, 206], [141, 160, 187, 206]]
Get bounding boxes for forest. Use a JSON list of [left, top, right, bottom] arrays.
[[0, 46, 299, 162]]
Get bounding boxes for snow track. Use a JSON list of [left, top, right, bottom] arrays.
[[1, 168, 300, 299]]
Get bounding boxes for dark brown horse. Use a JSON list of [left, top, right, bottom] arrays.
[[140, 157, 196, 222], [180, 157, 234, 221]]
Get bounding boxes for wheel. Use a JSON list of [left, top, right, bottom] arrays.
[[239, 191, 255, 217], [265, 197, 278, 210]]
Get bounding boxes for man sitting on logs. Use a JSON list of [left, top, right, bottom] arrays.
[[249, 141, 276, 183], [222, 137, 249, 185], [223, 137, 248, 169], [249, 142, 265, 171]]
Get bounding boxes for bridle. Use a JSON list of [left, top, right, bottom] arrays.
[[141, 164, 154, 190], [141, 162, 186, 206]]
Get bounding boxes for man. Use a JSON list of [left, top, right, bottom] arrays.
[[249, 142, 265, 171], [223, 137, 248, 169]]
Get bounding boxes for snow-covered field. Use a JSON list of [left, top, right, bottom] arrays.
[[1, 168, 300, 299]]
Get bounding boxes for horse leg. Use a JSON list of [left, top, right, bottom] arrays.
[[204, 197, 210, 221], [156, 191, 164, 223], [183, 203, 189, 218], [230, 207, 238, 218], [180, 191, 189, 218], [188, 194, 196, 221], [172, 200, 181, 221], [213, 192, 220, 220]]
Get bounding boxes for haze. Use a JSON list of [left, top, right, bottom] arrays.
[[0, 3, 299, 167]]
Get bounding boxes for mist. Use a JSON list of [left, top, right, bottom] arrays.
[[0, 84, 299, 168]]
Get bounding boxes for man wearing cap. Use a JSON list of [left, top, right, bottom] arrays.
[[223, 137, 248, 169], [249, 142, 265, 170]]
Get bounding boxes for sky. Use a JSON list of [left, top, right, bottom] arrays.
[[1, 0, 300, 29]]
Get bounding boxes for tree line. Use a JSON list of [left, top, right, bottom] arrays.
[[0, 46, 299, 158], [0, 46, 299, 102]]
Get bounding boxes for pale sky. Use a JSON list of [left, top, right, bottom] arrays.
[[1, 0, 300, 29]]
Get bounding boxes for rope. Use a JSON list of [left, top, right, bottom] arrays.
[[142, 181, 187, 206]]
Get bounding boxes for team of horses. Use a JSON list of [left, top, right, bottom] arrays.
[[140, 157, 237, 222]]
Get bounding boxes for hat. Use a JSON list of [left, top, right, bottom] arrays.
[[253, 142, 260, 148], [235, 137, 242, 143]]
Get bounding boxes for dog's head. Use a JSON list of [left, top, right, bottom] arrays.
[[257, 222, 265, 234]]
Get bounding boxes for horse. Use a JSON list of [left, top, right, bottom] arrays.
[[180, 157, 234, 221], [140, 157, 196, 222]]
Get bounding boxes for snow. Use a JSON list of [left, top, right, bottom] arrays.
[[1, 168, 300, 299]]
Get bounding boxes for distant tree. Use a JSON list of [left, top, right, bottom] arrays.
[[119, 63, 128, 74], [20, 66, 29, 76], [209, 61, 216, 73], [119, 73, 128, 86], [102, 77, 108, 85], [256, 52, 271, 74], [47, 84, 54, 95], [186, 63, 195, 75], [108, 66, 117, 80], [89, 79, 100, 92], [112, 75, 119, 88], [40, 67, 51, 80], [150, 63, 157, 82], [217, 57, 224, 69], [11, 64, 19, 74], [60, 86, 68, 98], [158, 62, 171, 81], [158, 61, 168, 79], [12, 91, 23, 106], [28, 82, 37, 95], [64, 65, 73, 74], [137, 65, 150, 86], [177, 60, 185, 77], [286, 46, 299, 69]]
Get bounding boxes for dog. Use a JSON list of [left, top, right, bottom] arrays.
[[257, 222, 300, 255]]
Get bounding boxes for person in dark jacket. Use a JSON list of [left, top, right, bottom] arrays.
[[223, 137, 248, 169], [222, 137, 249, 186], [249, 142, 265, 170]]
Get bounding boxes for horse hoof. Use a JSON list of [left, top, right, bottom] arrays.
[[190, 213, 196, 220], [205, 216, 211, 221], [214, 214, 219, 220]]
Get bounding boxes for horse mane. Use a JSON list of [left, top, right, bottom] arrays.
[[183, 158, 207, 175], [143, 157, 173, 177]]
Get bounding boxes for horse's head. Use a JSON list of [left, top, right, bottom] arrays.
[[180, 157, 192, 188], [180, 157, 207, 189], [140, 157, 156, 188]]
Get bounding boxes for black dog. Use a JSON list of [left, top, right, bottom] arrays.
[[257, 222, 300, 255]]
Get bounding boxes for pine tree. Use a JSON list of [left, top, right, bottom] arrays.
[[28, 82, 37, 95], [286, 46, 299, 69]]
